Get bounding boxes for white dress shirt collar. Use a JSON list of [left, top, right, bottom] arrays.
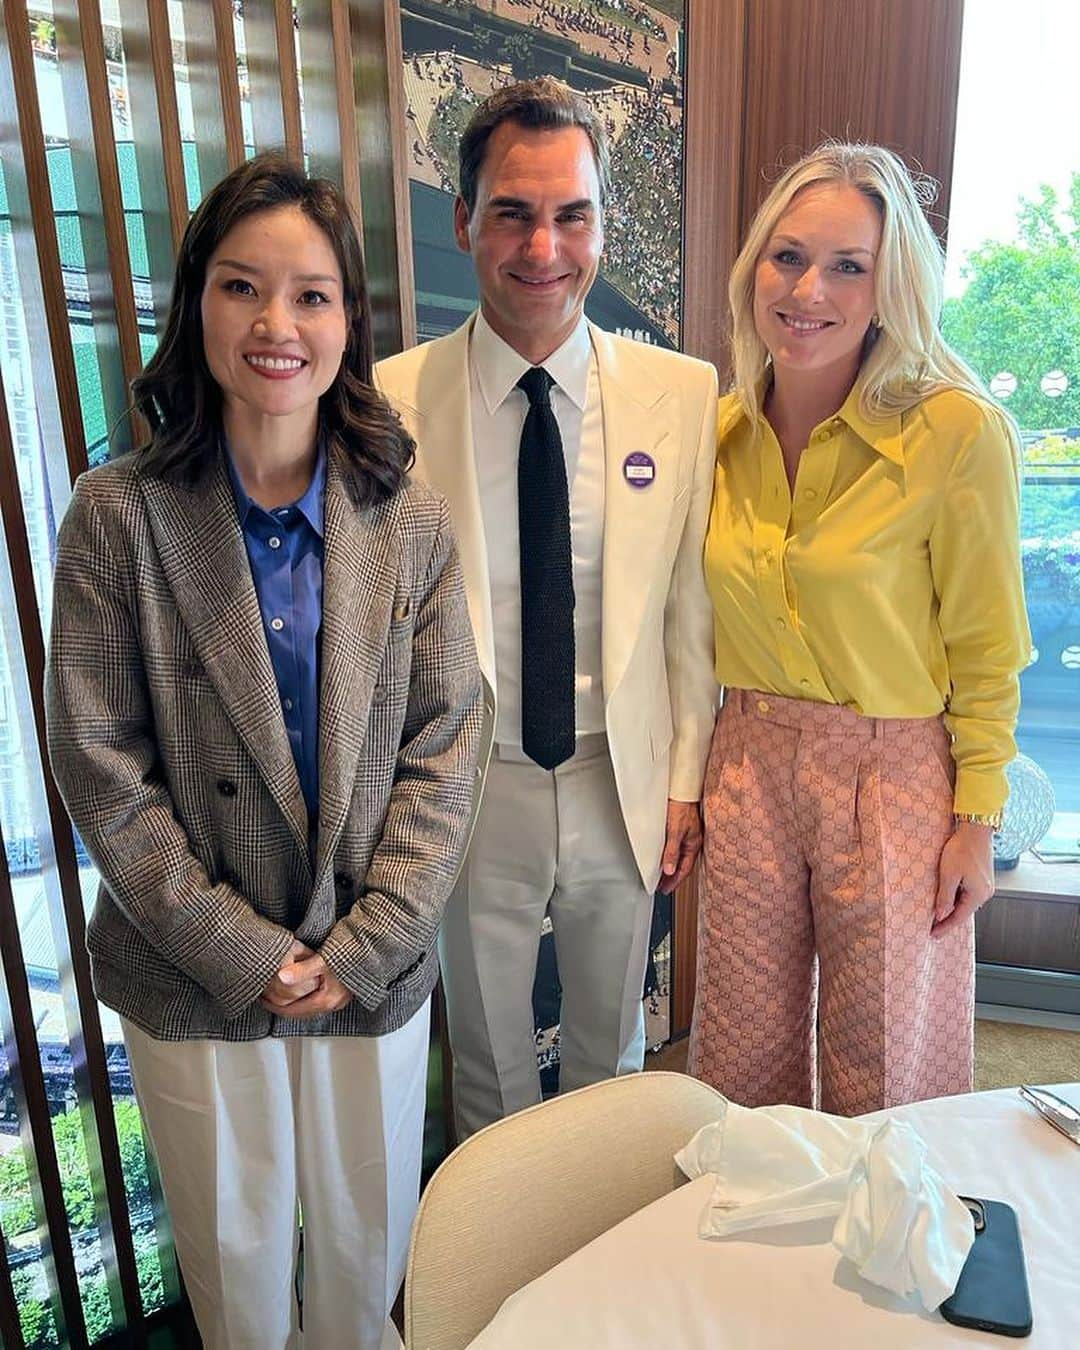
[[471, 309, 591, 415]]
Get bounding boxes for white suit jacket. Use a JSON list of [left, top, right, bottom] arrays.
[[376, 315, 718, 891]]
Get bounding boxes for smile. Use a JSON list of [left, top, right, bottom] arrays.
[[244, 354, 308, 377], [777, 313, 834, 332], [510, 273, 570, 289]]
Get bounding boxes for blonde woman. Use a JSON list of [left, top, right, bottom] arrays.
[[689, 143, 1030, 1115]]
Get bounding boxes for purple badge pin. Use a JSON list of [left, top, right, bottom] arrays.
[[622, 451, 656, 489]]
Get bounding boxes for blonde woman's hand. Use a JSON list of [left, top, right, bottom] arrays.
[[932, 821, 995, 937]]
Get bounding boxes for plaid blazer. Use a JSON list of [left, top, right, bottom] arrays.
[[45, 446, 482, 1041]]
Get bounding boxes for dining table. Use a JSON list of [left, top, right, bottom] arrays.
[[467, 1083, 1080, 1347]]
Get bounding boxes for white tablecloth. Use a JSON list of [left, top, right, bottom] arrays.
[[469, 1085, 1080, 1348]]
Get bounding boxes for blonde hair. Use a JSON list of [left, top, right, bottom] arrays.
[[729, 141, 1004, 430]]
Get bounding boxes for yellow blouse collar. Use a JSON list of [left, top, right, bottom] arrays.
[[721, 377, 905, 468], [836, 385, 904, 467]]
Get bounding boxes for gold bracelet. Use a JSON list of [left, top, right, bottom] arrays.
[[954, 810, 1003, 830]]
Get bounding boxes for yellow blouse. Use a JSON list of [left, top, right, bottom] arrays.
[[705, 384, 1031, 816]]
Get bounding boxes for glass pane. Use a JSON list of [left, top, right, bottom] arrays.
[[32, 5, 118, 473], [1, 10, 176, 1338], [0, 535, 109, 1345], [944, 0, 1080, 864], [102, 4, 161, 367]]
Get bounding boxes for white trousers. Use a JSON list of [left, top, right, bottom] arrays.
[[122, 1001, 430, 1350], [439, 739, 654, 1139]]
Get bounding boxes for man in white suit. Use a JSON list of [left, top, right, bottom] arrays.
[[377, 77, 717, 1138]]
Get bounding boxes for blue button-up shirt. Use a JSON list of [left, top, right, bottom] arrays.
[[227, 449, 325, 821]]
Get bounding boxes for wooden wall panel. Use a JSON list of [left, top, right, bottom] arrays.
[[681, 0, 965, 377], [681, 0, 747, 371], [741, 0, 964, 229]]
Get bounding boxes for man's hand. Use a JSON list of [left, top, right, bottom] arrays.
[[260, 939, 321, 1010], [658, 798, 702, 893], [932, 820, 995, 937], [260, 950, 353, 1019]]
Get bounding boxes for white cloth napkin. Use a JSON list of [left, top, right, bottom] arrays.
[[675, 1099, 974, 1310]]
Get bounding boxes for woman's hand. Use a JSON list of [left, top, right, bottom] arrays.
[[260, 948, 353, 1018], [932, 820, 995, 937], [260, 939, 321, 1009]]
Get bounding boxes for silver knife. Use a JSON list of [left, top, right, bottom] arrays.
[[1019, 1085, 1080, 1145]]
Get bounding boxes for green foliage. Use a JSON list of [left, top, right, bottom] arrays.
[[1023, 532, 1080, 604], [80, 1274, 114, 1343], [11, 1268, 57, 1347], [0, 1100, 160, 1344], [0, 1101, 152, 1235], [0, 1141, 35, 1237], [1026, 433, 1080, 464], [942, 174, 1080, 427]]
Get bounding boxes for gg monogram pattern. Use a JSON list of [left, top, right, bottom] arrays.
[[688, 689, 975, 1116]]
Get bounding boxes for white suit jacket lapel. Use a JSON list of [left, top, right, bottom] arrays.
[[391, 317, 496, 693], [591, 323, 676, 704]]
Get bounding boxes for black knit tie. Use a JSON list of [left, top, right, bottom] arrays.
[[516, 367, 575, 770]]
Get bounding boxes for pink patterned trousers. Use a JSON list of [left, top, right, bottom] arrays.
[[688, 689, 974, 1116]]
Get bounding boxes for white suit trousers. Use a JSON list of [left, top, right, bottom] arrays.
[[122, 1001, 429, 1350], [439, 739, 654, 1138]]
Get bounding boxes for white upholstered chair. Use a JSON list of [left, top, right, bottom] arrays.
[[405, 1070, 726, 1350]]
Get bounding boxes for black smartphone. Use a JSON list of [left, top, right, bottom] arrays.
[[939, 1198, 1032, 1338]]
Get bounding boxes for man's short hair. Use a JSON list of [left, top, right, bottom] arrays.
[[458, 76, 610, 215]]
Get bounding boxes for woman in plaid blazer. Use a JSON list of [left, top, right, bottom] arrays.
[[46, 153, 482, 1350]]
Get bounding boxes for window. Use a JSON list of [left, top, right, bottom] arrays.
[[1, 4, 409, 1340], [944, 0, 1080, 873]]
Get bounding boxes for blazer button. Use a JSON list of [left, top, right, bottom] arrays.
[[372, 686, 389, 706], [216, 778, 237, 797], [334, 871, 353, 889]]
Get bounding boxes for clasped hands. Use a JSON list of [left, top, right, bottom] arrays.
[[259, 939, 353, 1018]]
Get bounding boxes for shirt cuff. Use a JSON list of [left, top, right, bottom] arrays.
[[953, 766, 1009, 821]]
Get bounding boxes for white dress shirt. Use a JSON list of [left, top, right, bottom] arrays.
[[469, 310, 606, 747]]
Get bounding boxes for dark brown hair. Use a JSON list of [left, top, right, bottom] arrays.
[[458, 77, 610, 215], [132, 152, 413, 503]]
